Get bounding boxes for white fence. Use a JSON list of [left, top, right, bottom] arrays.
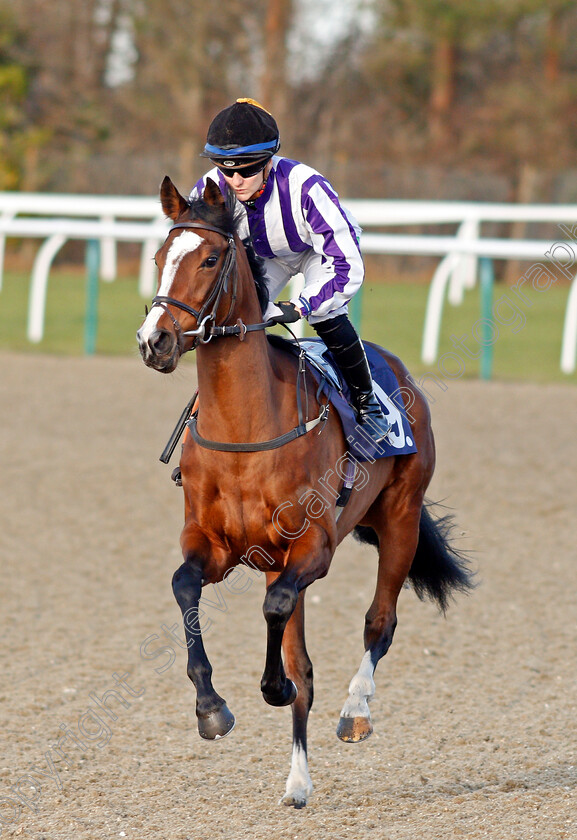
[[1, 192, 576, 374], [346, 200, 577, 374]]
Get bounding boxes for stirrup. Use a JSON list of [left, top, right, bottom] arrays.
[[354, 391, 391, 444]]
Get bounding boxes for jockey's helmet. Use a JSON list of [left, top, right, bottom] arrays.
[[201, 99, 280, 170]]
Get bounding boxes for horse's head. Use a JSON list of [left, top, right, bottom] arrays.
[[137, 176, 238, 372]]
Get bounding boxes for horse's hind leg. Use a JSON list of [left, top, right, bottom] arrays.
[[279, 589, 314, 808], [337, 493, 423, 743], [172, 560, 235, 740]]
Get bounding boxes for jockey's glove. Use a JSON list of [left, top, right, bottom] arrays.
[[269, 301, 302, 324]]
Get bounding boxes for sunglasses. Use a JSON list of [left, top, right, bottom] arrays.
[[215, 159, 267, 179]]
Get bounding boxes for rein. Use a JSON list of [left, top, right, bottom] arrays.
[[152, 219, 330, 455]]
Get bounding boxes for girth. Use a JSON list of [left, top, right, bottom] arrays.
[[186, 349, 330, 452]]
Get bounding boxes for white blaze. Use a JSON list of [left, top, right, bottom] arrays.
[[139, 231, 202, 342]]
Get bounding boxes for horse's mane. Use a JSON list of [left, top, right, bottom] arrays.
[[187, 191, 270, 315], [242, 240, 270, 315]]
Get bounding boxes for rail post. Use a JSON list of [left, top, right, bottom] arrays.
[[84, 239, 100, 355], [479, 257, 495, 380]]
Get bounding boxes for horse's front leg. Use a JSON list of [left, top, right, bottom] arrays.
[[260, 570, 299, 706], [260, 532, 332, 707], [172, 560, 235, 740]]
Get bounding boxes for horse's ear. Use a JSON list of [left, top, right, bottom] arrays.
[[160, 175, 189, 221], [203, 178, 225, 207]]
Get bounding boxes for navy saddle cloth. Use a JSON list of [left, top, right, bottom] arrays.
[[267, 335, 418, 463]]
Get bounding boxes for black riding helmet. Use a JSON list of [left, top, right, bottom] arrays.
[[200, 98, 280, 170]]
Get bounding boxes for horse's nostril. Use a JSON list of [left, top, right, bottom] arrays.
[[149, 330, 173, 356]]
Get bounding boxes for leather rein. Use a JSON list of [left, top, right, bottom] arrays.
[[152, 219, 330, 454]]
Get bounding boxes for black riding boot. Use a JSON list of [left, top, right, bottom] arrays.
[[314, 314, 391, 444]]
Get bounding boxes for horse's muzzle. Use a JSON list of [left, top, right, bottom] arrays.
[[136, 327, 180, 372]]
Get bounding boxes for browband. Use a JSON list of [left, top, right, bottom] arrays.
[[169, 221, 233, 239]]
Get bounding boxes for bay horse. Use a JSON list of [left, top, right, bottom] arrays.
[[137, 176, 472, 808]]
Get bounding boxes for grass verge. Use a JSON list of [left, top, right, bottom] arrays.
[[0, 268, 575, 384]]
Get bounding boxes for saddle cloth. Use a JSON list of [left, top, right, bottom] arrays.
[[267, 335, 418, 463]]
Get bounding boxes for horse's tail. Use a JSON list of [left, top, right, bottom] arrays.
[[353, 502, 474, 613], [408, 503, 474, 612]]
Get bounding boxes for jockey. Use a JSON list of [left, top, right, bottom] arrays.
[[191, 98, 390, 445]]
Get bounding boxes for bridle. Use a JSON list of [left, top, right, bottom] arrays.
[[149, 221, 272, 350], [150, 221, 237, 349], [150, 220, 332, 454]]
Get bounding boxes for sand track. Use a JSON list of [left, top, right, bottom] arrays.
[[1, 353, 575, 839]]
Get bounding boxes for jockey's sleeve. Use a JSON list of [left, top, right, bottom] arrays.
[[297, 177, 365, 319], [189, 170, 248, 235], [190, 170, 227, 201]]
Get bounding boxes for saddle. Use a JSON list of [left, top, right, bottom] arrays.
[[266, 335, 418, 463], [162, 335, 418, 499]]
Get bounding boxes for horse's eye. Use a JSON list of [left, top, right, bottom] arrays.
[[203, 254, 219, 268]]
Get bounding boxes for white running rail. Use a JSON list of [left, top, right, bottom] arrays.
[[0, 193, 576, 372]]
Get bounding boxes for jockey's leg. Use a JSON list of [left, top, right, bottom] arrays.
[[313, 313, 391, 444], [260, 258, 293, 321]]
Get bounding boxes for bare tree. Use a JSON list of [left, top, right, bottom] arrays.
[[260, 0, 293, 125]]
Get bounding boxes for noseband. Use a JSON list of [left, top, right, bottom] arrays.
[[150, 221, 239, 349]]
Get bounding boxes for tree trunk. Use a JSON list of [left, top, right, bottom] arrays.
[[429, 34, 455, 147], [544, 12, 561, 84], [260, 0, 292, 127]]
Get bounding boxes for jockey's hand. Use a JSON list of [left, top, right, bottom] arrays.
[[269, 301, 303, 324]]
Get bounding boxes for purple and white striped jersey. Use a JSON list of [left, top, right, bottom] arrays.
[[190, 156, 364, 322]]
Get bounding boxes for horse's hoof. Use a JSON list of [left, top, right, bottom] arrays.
[[336, 715, 373, 743], [197, 704, 235, 740], [262, 680, 298, 707], [279, 792, 308, 809]]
